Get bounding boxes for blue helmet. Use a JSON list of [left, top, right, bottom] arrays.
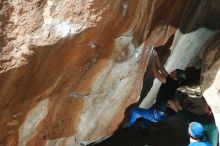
[[188, 122, 205, 138]]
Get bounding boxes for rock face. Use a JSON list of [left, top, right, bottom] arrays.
[[0, 0, 219, 146], [201, 32, 220, 144], [140, 0, 220, 108], [140, 1, 220, 144]]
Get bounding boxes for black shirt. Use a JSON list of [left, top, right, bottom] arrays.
[[155, 75, 180, 115]]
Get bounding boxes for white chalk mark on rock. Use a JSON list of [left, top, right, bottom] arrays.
[[18, 99, 49, 146]]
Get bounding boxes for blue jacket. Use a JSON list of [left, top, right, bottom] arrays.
[[188, 141, 211, 146]]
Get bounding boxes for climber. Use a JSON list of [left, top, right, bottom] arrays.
[[188, 122, 211, 146], [123, 48, 186, 127]]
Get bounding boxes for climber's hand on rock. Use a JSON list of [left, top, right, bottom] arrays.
[[167, 100, 179, 112], [153, 49, 158, 56], [174, 98, 182, 111]]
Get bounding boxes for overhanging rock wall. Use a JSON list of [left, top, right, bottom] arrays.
[[140, 1, 220, 144], [0, 0, 220, 145], [140, 0, 220, 107], [201, 32, 220, 144]]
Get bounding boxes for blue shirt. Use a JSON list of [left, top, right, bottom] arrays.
[[188, 141, 211, 146]]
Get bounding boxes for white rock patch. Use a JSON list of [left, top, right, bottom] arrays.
[[55, 22, 85, 37], [203, 60, 220, 144], [76, 34, 144, 143], [18, 99, 49, 146]]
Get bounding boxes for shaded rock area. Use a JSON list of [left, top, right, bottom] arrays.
[[93, 89, 218, 146], [93, 109, 217, 146], [92, 115, 189, 146], [0, 0, 220, 146]]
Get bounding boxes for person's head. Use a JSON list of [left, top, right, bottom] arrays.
[[188, 122, 205, 139], [184, 67, 201, 85], [170, 69, 186, 83]]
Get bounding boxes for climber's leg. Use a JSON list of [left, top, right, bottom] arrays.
[[127, 106, 166, 126]]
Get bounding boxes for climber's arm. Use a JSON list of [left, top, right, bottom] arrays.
[[152, 53, 166, 83], [153, 49, 169, 77]]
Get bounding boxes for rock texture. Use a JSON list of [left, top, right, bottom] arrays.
[[140, 2, 220, 143], [140, 0, 220, 108], [0, 0, 220, 146], [201, 32, 220, 144]]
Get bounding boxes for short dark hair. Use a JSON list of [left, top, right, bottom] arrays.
[[176, 69, 186, 83]]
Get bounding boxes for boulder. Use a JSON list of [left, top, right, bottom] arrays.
[[0, 0, 220, 145]]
